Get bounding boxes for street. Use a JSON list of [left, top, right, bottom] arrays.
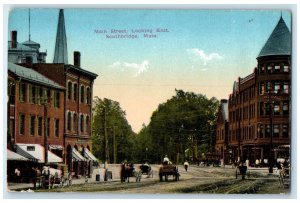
[[22, 164, 290, 194]]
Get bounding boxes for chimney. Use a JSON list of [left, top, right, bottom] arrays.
[[220, 99, 228, 104], [74, 51, 81, 68], [11, 31, 17, 48]]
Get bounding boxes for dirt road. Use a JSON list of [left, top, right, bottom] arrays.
[[37, 165, 290, 194]]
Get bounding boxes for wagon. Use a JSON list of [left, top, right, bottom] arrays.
[[158, 164, 179, 182], [139, 160, 153, 178]]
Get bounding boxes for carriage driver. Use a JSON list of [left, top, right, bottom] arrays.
[[163, 155, 171, 165]]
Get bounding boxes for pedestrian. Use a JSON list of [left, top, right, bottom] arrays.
[[15, 168, 21, 183], [255, 159, 259, 168], [184, 160, 189, 171]]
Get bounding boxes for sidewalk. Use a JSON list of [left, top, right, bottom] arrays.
[[7, 164, 122, 191]]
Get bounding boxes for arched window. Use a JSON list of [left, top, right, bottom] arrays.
[[86, 87, 90, 104], [73, 113, 77, 132], [73, 83, 77, 101], [80, 85, 85, 103], [86, 116, 90, 133], [67, 81, 72, 100], [80, 114, 84, 132], [67, 112, 71, 131]]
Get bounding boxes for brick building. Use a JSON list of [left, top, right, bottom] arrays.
[[7, 62, 65, 163], [7, 9, 98, 179], [215, 16, 291, 166]]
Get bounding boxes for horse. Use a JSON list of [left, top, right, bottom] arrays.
[[120, 163, 141, 183]]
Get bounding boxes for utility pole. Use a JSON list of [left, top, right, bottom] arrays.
[[103, 107, 109, 168], [42, 97, 49, 165], [113, 126, 117, 164]]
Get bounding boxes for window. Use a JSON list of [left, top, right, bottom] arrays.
[[29, 84, 36, 104], [54, 119, 59, 137], [73, 113, 77, 132], [73, 83, 77, 101], [284, 65, 289, 73], [38, 117, 42, 136], [274, 82, 281, 94], [274, 65, 281, 73], [265, 102, 271, 115], [86, 116, 90, 133], [282, 124, 289, 138], [30, 115, 35, 136], [260, 66, 265, 73], [19, 114, 25, 135], [67, 81, 72, 100], [27, 146, 35, 151], [283, 101, 289, 115], [259, 83, 265, 95], [266, 82, 272, 93], [19, 83, 26, 102], [267, 65, 273, 73], [67, 112, 71, 131], [273, 102, 280, 115], [283, 82, 289, 94], [86, 87, 91, 104], [80, 114, 84, 132], [54, 91, 60, 108], [8, 82, 15, 105], [273, 125, 279, 138], [80, 85, 85, 103], [265, 125, 271, 138]]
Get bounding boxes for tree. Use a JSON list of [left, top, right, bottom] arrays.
[[91, 97, 136, 164], [135, 89, 220, 164]]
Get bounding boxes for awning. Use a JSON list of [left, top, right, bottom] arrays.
[[49, 145, 63, 150], [84, 148, 98, 162], [72, 148, 86, 161], [7, 149, 28, 161], [15, 143, 63, 163]]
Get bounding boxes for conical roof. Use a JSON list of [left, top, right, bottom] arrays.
[[258, 16, 291, 58]]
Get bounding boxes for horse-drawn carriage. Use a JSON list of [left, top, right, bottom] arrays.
[[159, 164, 179, 182], [139, 160, 153, 178], [41, 166, 64, 188], [120, 163, 142, 183]]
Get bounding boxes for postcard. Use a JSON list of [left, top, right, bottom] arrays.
[[5, 7, 292, 196]]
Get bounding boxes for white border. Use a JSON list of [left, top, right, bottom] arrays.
[[1, 0, 299, 202]]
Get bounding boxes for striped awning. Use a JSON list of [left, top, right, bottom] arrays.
[[84, 148, 98, 162], [49, 145, 63, 150], [7, 149, 28, 161], [15, 143, 63, 163], [72, 148, 86, 161]]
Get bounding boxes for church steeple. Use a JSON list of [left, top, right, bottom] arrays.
[[53, 9, 68, 64]]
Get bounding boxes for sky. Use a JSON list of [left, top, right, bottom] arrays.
[[8, 8, 291, 133]]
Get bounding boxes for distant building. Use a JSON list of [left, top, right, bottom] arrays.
[[215, 99, 229, 164], [216, 16, 291, 166], [8, 31, 47, 64]]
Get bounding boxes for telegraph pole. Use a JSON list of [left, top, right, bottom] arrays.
[[42, 97, 49, 165], [113, 126, 116, 164], [103, 107, 109, 168]]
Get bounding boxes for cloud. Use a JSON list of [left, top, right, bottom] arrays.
[[108, 60, 149, 77], [187, 48, 223, 65]]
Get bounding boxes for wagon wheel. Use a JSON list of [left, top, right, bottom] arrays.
[[159, 173, 163, 182]]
